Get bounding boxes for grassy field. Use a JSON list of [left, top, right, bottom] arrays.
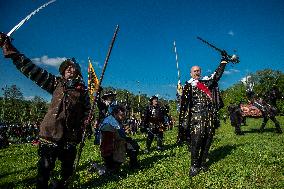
[[0, 117, 284, 189]]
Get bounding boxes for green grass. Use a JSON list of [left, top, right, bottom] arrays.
[[1, 117, 284, 188]]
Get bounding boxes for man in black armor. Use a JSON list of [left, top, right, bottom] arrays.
[[142, 96, 167, 153], [179, 58, 228, 177]]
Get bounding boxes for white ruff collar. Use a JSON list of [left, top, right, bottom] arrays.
[[188, 78, 198, 86]]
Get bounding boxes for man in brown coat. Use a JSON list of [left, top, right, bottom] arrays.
[[0, 33, 91, 189]]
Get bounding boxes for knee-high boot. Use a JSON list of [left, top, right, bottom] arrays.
[[190, 133, 201, 177]]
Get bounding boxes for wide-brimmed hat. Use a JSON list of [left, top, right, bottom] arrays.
[[102, 90, 117, 100], [59, 58, 82, 76]]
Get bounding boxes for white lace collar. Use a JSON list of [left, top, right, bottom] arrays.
[[187, 78, 198, 86]]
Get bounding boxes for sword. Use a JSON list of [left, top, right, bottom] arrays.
[[197, 36, 240, 64], [7, 0, 56, 37]]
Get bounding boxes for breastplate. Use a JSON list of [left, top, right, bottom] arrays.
[[191, 87, 212, 112]]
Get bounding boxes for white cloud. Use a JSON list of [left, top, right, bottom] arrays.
[[241, 75, 251, 84], [224, 68, 240, 75], [24, 96, 35, 100], [230, 68, 240, 73], [32, 55, 67, 67], [93, 61, 102, 69], [228, 30, 234, 36]]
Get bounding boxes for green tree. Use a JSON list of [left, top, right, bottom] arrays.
[[1, 85, 24, 124], [221, 69, 284, 116], [251, 69, 283, 96], [249, 69, 284, 114], [29, 96, 48, 124]]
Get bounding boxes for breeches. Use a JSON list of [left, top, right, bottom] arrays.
[[103, 141, 139, 171], [37, 142, 77, 188], [146, 128, 163, 148]]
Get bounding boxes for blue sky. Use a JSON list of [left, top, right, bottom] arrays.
[[1, 0, 284, 101]]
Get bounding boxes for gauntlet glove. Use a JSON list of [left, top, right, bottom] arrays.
[[0, 32, 19, 58]]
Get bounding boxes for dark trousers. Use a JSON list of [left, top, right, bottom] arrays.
[[94, 128, 100, 145], [126, 139, 140, 167], [103, 149, 138, 172], [103, 155, 122, 173], [36, 142, 77, 189], [190, 118, 215, 169], [177, 122, 191, 144], [146, 128, 163, 150]]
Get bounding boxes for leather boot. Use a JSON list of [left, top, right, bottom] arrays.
[[198, 153, 209, 172], [189, 164, 199, 177], [190, 150, 200, 177], [199, 161, 209, 172], [129, 150, 140, 169]]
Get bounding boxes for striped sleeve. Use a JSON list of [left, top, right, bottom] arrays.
[[12, 54, 56, 94]]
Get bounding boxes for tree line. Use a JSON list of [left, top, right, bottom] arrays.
[[0, 85, 178, 125], [1, 69, 283, 125]]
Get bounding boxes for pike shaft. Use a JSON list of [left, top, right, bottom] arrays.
[[97, 25, 119, 89], [73, 25, 119, 177], [173, 41, 181, 83]]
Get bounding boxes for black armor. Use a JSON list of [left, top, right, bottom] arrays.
[[142, 97, 167, 152], [179, 62, 227, 176]]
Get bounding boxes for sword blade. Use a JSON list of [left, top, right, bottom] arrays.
[[7, 0, 56, 36], [197, 36, 224, 53]]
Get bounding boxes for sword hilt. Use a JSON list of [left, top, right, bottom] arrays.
[[197, 36, 240, 64], [0, 32, 13, 48]]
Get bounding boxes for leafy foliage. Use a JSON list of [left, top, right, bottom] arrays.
[[0, 85, 48, 124], [220, 69, 284, 116]]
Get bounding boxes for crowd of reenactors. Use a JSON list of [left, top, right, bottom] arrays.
[[0, 30, 283, 189], [0, 122, 39, 148]]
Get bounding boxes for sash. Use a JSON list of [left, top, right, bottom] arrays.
[[196, 81, 212, 99]]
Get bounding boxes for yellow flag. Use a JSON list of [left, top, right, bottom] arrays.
[[177, 81, 183, 96], [88, 58, 99, 102]]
